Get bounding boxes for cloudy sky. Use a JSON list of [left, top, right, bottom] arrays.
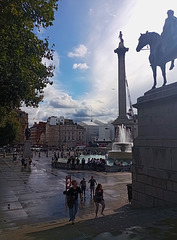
[[22, 0, 177, 126]]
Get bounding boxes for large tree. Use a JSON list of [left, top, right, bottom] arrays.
[[0, 0, 58, 121], [0, 111, 21, 146]]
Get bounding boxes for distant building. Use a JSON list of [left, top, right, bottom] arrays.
[[45, 123, 59, 148], [30, 122, 46, 146], [79, 121, 99, 143], [29, 116, 115, 149], [79, 120, 114, 145], [47, 116, 64, 125], [94, 120, 114, 142], [45, 116, 86, 149], [60, 120, 86, 149]]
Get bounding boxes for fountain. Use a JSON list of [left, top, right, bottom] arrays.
[[108, 125, 133, 161]]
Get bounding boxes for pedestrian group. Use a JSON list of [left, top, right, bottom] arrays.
[[65, 175, 105, 225]]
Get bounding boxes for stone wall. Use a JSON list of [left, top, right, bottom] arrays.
[[132, 83, 177, 207]]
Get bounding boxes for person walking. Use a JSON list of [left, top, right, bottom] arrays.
[[94, 184, 105, 218], [80, 177, 86, 198], [21, 157, 27, 167], [66, 180, 83, 224], [81, 158, 85, 169], [88, 176, 97, 199]]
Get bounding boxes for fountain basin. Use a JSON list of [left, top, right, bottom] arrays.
[[108, 142, 132, 160], [108, 151, 132, 160], [112, 142, 132, 152]]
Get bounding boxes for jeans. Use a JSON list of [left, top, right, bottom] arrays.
[[69, 200, 78, 221], [90, 186, 95, 197], [81, 187, 86, 197], [95, 200, 105, 216]]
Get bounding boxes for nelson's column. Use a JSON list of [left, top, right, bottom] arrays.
[[112, 31, 136, 140]]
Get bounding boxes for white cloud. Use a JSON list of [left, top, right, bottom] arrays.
[[68, 44, 88, 58], [22, 90, 79, 125], [73, 63, 89, 70], [49, 94, 78, 108]]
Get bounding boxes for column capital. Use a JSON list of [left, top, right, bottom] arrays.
[[114, 46, 129, 56]]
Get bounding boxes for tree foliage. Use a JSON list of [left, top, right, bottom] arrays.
[[0, 111, 21, 146], [0, 0, 58, 116]]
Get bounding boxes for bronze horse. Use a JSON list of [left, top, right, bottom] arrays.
[[136, 31, 177, 89]]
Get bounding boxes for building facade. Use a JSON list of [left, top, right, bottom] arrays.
[[30, 122, 46, 146], [79, 120, 114, 145], [45, 116, 86, 149], [60, 120, 86, 149]]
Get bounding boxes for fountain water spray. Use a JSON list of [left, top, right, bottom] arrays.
[[108, 124, 133, 158]]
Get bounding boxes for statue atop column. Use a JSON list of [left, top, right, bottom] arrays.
[[119, 31, 124, 47]]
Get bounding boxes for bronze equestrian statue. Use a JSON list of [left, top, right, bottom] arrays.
[[136, 10, 177, 89]]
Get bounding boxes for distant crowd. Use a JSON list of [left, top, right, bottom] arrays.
[[50, 149, 107, 172], [66, 156, 106, 171]]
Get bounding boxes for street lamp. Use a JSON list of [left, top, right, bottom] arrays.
[[46, 141, 48, 157]]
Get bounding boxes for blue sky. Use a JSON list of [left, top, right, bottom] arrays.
[[22, 0, 177, 126]]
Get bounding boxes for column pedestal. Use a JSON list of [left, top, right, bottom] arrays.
[[24, 140, 32, 158]]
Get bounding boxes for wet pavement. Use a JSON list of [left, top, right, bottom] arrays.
[[0, 152, 131, 233], [1, 152, 177, 239]]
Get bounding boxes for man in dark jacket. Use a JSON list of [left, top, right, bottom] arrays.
[[66, 180, 83, 224]]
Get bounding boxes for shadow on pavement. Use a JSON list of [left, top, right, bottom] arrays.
[[1, 206, 176, 240], [27, 209, 177, 240]]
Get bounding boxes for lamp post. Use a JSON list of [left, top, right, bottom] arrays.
[[58, 122, 61, 150], [46, 141, 48, 157]]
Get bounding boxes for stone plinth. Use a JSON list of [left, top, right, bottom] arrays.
[[132, 83, 177, 207], [108, 151, 132, 160], [23, 140, 32, 158]]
